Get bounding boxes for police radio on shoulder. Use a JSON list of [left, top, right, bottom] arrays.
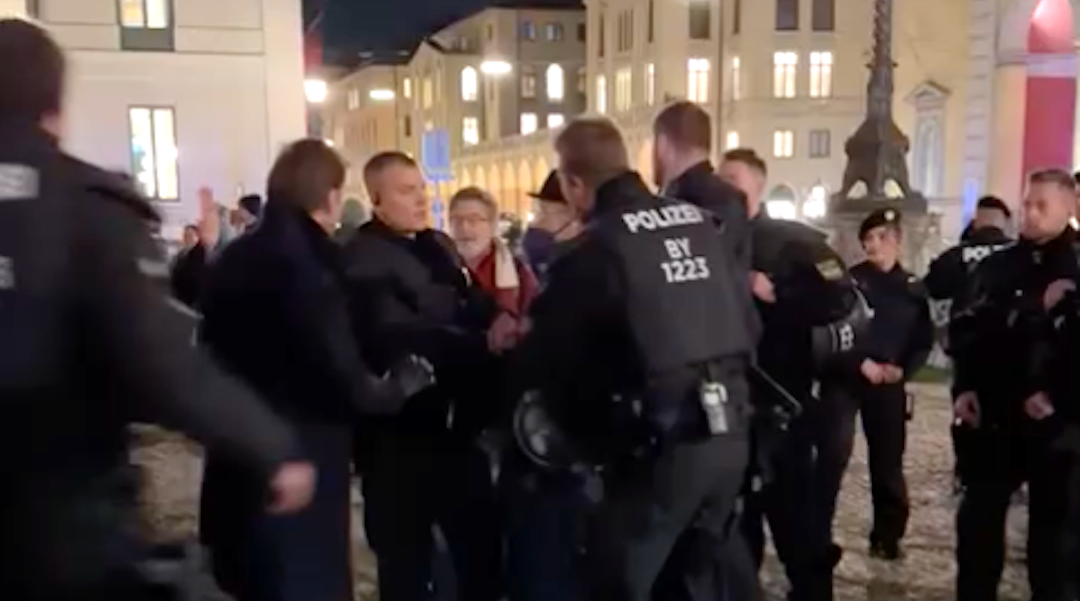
[[621, 203, 713, 285]]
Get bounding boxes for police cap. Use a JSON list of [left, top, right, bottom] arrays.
[[859, 208, 902, 240], [528, 170, 566, 204]]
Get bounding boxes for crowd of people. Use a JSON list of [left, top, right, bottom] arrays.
[[4, 15, 1080, 601]]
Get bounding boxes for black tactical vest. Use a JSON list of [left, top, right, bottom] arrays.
[[0, 125, 72, 398], [591, 195, 756, 378]]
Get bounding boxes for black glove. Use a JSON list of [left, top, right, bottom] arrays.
[[387, 354, 437, 400]]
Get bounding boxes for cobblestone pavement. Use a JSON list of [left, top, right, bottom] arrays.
[[134, 383, 1029, 601]]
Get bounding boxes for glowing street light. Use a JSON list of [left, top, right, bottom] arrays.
[[305, 79, 328, 103], [369, 88, 396, 101], [480, 60, 512, 75]]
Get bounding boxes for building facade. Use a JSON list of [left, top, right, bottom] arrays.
[[18, 0, 306, 238]]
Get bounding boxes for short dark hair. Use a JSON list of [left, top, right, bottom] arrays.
[[976, 195, 1011, 219], [449, 186, 498, 219], [722, 148, 768, 177], [266, 139, 346, 212], [363, 151, 419, 197], [0, 19, 65, 121], [554, 117, 629, 188], [1029, 168, 1077, 193], [653, 101, 711, 152]]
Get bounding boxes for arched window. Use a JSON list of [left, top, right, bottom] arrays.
[[461, 67, 478, 101], [765, 185, 799, 220], [546, 64, 565, 101]]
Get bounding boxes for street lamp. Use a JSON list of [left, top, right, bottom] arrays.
[[305, 79, 328, 103], [480, 60, 513, 75], [369, 88, 395, 101]]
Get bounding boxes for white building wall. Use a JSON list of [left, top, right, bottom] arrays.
[[35, 0, 304, 234]]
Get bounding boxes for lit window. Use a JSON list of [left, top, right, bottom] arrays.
[[548, 113, 565, 129], [546, 22, 564, 41], [809, 51, 833, 98], [521, 67, 537, 99], [521, 113, 538, 135], [128, 106, 179, 201], [546, 64, 565, 101], [422, 78, 433, 108], [461, 67, 478, 101], [773, 51, 798, 98], [120, 0, 169, 29], [731, 56, 741, 100], [726, 131, 740, 149], [403, 78, 412, 98], [614, 68, 632, 112], [645, 63, 656, 105], [463, 117, 480, 146], [803, 184, 828, 218], [596, 75, 607, 113], [773, 130, 795, 158], [347, 88, 360, 110], [687, 58, 710, 103]]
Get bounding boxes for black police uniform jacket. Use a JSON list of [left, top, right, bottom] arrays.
[[833, 262, 933, 383], [198, 201, 381, 601], [513, 172, 757, 463], [951, 227, 1079, 427], [340, 218, 501, 447], [925, 226, 1012, 328], [663, 161, 752, 270], [0, 119, 299, 598], [750, 215, 857, 398]]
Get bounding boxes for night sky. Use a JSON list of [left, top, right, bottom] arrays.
[[310, 0, 582, 63]]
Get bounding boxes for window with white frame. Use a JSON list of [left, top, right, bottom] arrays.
[[521, 112, 539, 135], [645, 63, 656, 105], [773, 129, 794, 158], [547, 64, 565, 101], [726, 131, 740, 149], [596, 75, 607, 113], [687, 58, 710, 103], [614, 68, 632, 112], [808, 129, 831, 157], [546, 22, 564, 41], [403, 78, 412, 99], [461, 67, 478, 101], [462, 117, 480, 146], [422, 77, 433, 108], [773, 51, 797, 98], [129, 106, 179, 201], [548, 113, 565, 129], [347, 88, 360, 110], [809, 51, 833, 98], [521, 67, 537, 98], [118, 0, 173, 50]]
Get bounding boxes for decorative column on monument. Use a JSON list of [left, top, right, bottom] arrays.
[[825, 0, 939, 272]]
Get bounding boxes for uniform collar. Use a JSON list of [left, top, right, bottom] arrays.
[[588, 171, 653, 221]]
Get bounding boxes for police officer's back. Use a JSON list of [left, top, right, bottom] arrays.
[[949, 169, 1080, 601], [0, 19, 314, 600], [514, 117, 758, 601], [652, 101, 751, 269]]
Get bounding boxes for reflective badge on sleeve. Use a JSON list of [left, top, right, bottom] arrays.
[[0, 164, 38, 202], [815, 259, 844, 281]]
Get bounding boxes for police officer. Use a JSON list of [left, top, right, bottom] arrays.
[[924, 196, 1012, 493], [720, 148, 858, 600], [513, 116, 758, 601], [950, 169, 1079, 601], [815, 208, 933, 562], [652, 101, 750, 268], [0, 18, 315, 600]]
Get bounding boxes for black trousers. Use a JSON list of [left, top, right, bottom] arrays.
[[740, 413, 833, 601], [586, 434, 755, 601], [815, 380, 909, 547], [361, 436, 503, 601], [956, 426, 1075, 601]]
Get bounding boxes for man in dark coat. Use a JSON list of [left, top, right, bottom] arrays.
[[198, 140, 433, 601]]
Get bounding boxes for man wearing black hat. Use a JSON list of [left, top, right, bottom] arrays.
[[925, 196, 1013, 494], [521, 170, 582, 283], [815, 208, 933, 562], [231, 193, 263, 234]]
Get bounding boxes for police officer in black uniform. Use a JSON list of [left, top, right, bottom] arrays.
[[924, 196, 1012, 492], [950, 169, 1079, 601], [0, 19, 315, 601], [815, 208, 933, 562], [652, 101, 750, 268], [513, 117, 758, 601], [719, 148, 862, 600]]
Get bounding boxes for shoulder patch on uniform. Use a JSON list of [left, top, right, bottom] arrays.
[[0, 164, 38, 202], [137, 257, 169, 279], [815, 258, 844, 281]]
